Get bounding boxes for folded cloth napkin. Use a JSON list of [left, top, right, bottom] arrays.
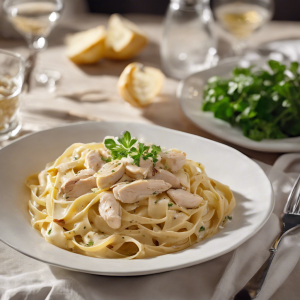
[[0, 154, 300, 300]]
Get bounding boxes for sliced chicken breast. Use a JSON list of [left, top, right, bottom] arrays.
[[167, 189, 203, 208], [99, 191, 122, 229], [161, 149, 186, 173], [148, 169, 181, 188], [96, 160, 125, 189], [84, 150, 105, 171], [60, 170, 97, 199], [113, 179, 172, 203]]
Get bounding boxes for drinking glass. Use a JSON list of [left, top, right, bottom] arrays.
[[213, 0, 274, 55], [0, 49, 25, 141], [3, 0, 63, 89], [161, 0, 218, 80]]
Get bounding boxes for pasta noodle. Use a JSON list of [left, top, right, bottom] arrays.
[[27, 133, 235, 259]]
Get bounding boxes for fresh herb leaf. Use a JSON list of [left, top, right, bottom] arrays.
[[199, 226, 205, 232], [168, 203, 173, 207], [104, 131, 162, 166], [86, 241, 94, 247], [48, 229, 52, 235], [101, 157, 111, 163], [202, 60, 300, 140], [104, 139, 117, 150]]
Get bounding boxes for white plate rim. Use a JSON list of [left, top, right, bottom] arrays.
[[0, 121, 275, 276]]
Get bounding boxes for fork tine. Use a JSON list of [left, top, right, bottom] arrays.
[[294, 190, 300, 214], [285, 175, 300, 213]]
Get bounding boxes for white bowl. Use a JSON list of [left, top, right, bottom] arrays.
[[0, 122, 274, 276]]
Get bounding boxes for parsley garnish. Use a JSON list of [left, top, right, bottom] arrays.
[[84, 226, 86, 229], [168, 203, 173, 207], [73, 156, 79, 161], [86, 241, 94, 247], [153, 192, 157, 195], [104, 131, 161, 166], [101, 157, 111, 163], [199, 226, 205, 232], [111, 170, 115, 173], [227, 216, 232, 220], [48, 229, 52, 235]]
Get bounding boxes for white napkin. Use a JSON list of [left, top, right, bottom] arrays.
[[212, 158, 300, 300], [0, 155, 300, 300]]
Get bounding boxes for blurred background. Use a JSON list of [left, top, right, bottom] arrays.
[[86, 0, 300, 21]]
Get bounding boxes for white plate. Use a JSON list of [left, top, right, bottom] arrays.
[[0, 122, 274, 276], [177, 57, 300, 153]]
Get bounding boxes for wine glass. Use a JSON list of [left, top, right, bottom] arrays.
[[213, 0, 274, 55], [3, 0, 63, 91]]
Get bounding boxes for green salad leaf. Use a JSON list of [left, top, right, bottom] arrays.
[[202, 60, 300, 141]]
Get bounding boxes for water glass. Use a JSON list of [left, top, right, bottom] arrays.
[[0, 49, 25, 141]]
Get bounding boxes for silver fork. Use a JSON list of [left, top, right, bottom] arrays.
[[234, 174, 300, 300]]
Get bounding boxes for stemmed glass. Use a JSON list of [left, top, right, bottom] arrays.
[[213, 0, 274, 55], [3, 0, 63, 91]]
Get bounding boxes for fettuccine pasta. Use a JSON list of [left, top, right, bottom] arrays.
[[27, 132, 235, 259]]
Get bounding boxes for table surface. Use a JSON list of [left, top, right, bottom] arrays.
[[2, 14, 300, 164]]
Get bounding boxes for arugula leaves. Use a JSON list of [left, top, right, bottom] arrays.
[[104, 131, 161, 166], [202, 60, 300, 141]]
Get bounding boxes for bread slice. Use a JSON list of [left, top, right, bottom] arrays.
[[118, 63, 164, 107], [66, 26, 106, 64], [104, 14, 148, 60]]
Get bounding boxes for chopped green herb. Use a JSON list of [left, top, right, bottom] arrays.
[[164, 165, 167, 169], [86, 241, 94, 247], [153, 192, 157, 195], [48, 229, 52, 235], [227, 216, 232, 220], [168, 203, 173, 207], [122, 237, 124, 239], [101, 157, 111, 163], [117, 163, 121, 166], [199, 226, 205, 232], [154, 201, 158, 204], [111, 170, 115, 173], [84, 226, 86, 229]]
